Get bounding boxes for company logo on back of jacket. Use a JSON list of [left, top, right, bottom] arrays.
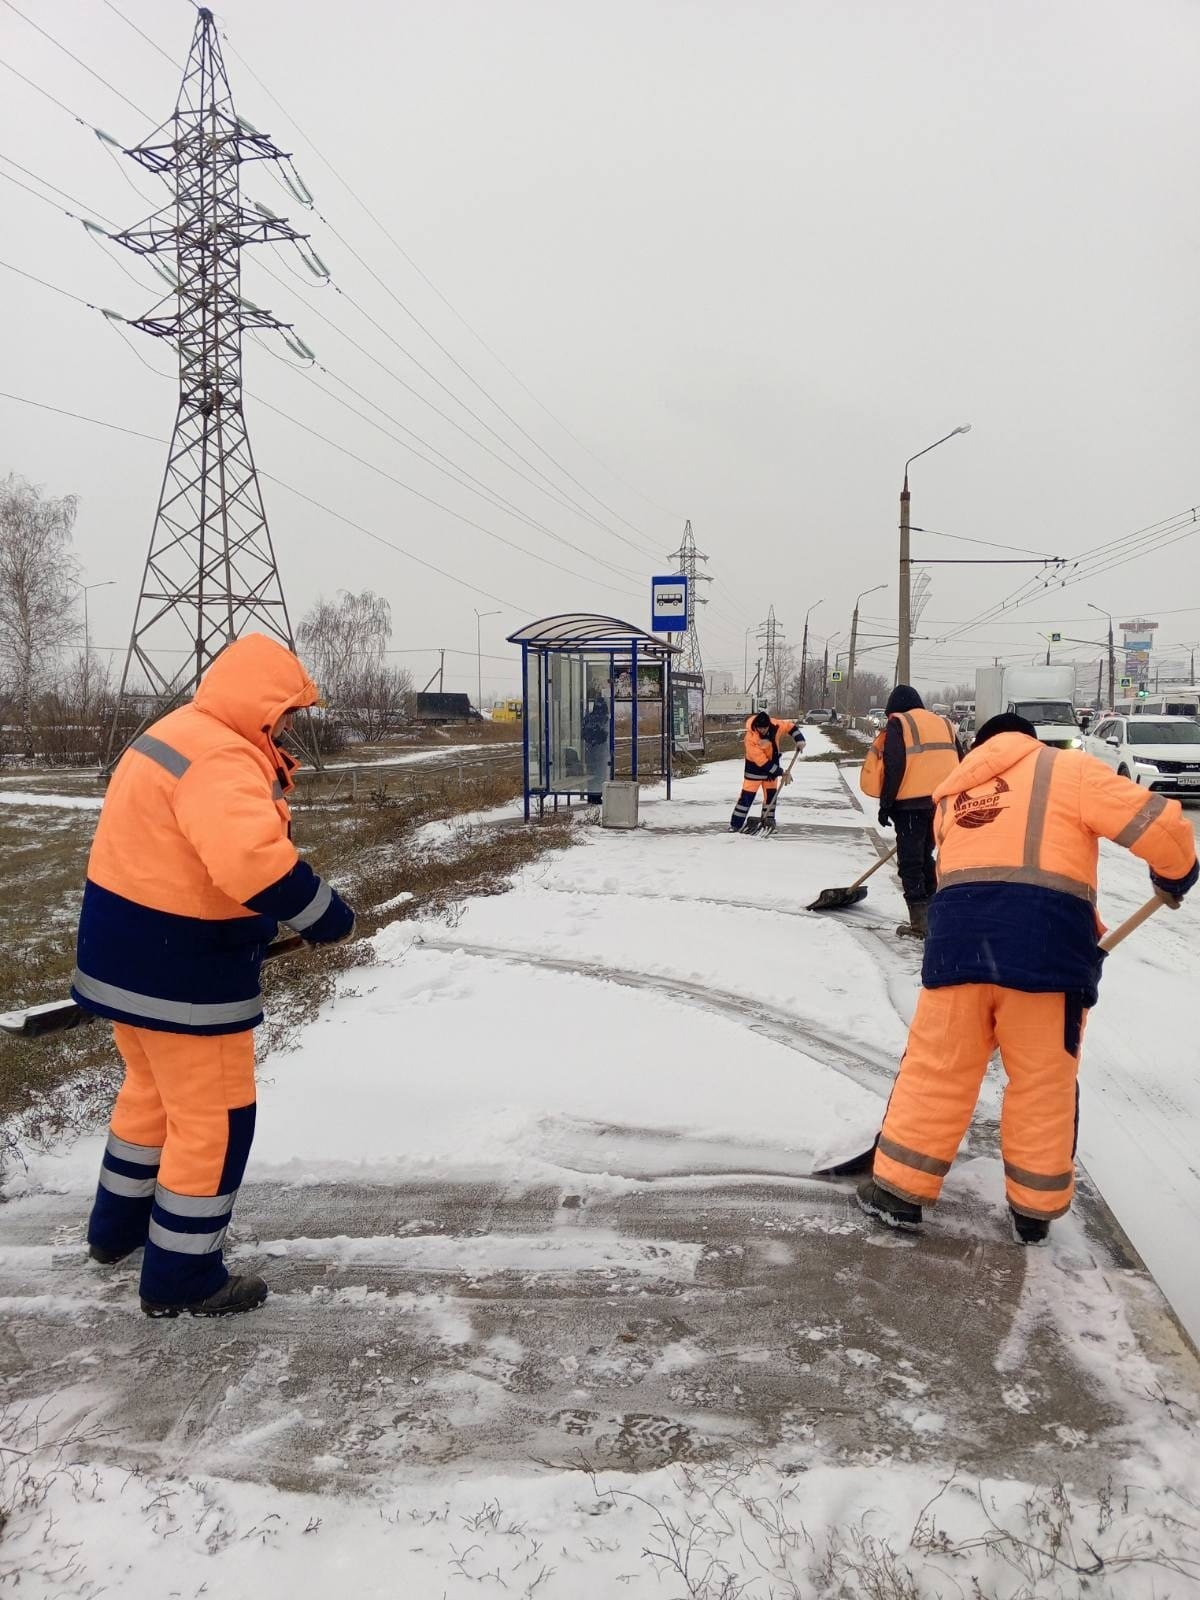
[[952, 777, 1010, 829]]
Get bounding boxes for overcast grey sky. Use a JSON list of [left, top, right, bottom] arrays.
[[1, 0, 1197, 700]]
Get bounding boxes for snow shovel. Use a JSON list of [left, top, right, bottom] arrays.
[[1099, 891, 1174, 952], [0, 935, 309, 1041], [807, 844, 898, 911], [744, 746, 803, 836], [810, 889, 1178, 1178]]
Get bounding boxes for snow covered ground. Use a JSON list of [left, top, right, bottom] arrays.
[[2, 734, 1200, 1597]]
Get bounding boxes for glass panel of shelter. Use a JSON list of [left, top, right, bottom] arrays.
[[524, 650, 543, 789]]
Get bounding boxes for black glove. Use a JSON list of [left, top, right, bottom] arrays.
[[877, 806, 892, 829], [1151, 859, 1199, 910], [303, 887, 356, 944]]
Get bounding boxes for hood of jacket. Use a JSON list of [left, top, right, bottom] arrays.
[[886, 684, 924, 715], [933, 730, 1041, 801], [193, 634, 319, 753]]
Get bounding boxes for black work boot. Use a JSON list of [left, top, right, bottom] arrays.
[[88, 1242, 140, 1265], [906, 900, 930, 938], [141, 1273, 269, 1319], [856, 1180, 923, 1231], [1010, 1209, 1051, 1246]]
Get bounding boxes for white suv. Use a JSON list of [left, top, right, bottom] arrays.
[[1084, 715, 1200, 797]]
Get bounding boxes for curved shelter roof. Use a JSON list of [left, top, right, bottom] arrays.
[[507, 613, 679, 655]]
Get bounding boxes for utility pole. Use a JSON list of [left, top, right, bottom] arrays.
[[666, 520, 711, 674], [848, 585, 885, 720], [104, 7, 314, 767], [821, 638, 829, 700], [71, 577, 114, 723], [800, 598, 823, 717], [474, 609, 500, 712], [897, 425, 971, 683]]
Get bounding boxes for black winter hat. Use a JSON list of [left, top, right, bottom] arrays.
[[973, 712, 1038, 747], [751, 711, 772, 731], [885, 684, 923, 714]]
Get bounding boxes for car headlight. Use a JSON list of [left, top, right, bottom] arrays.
[[1134, 759, 1160, 772], [1059, 737, 1082, 749]]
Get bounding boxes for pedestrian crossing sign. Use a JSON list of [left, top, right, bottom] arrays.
[[830, 671, 843, 682]]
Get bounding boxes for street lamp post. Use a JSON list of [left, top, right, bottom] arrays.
[[1087, 604, 1116, 711], [474, 608, 501, 713], [799, 598, 823, 715], [848, 584, 885, 721], [70, 577, 115, 712], [899, 425, 971, 683]]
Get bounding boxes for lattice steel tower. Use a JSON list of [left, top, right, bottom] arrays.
[[105, 7, 307, 764], [757, 604, 786, 706], [666, 519, 710, 674]]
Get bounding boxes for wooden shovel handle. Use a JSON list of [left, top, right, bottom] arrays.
[[1099, 892, 1171, 953], [850, 843, 898, 890]]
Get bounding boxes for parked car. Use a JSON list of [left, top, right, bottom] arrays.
[[957, 712, 976, 748], [1083, 714, 1200, 797], [865, 706, 887, 731], [805, 708, 835, 723]]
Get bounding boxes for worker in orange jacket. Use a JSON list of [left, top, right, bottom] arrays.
[[873, 685, 962, 936], [858, 712, 1197, 1243], [730, 711, 805, 833], [76, 635, 356, 1318]]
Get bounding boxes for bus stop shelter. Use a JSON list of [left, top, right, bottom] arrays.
[[508, 614, 679, 819]]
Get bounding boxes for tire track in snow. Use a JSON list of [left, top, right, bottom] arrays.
[[411, 936, 897, 1094]]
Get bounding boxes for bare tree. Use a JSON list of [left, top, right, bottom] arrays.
[[0, 475, 79, 757], [339, 662, 414, 742], [297, 590, 392, 704]]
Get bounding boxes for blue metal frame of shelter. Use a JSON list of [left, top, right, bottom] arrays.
[[508, 614, 680, 820]]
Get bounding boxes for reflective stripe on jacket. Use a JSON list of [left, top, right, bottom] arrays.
[[890, 708, 960, 803], [742, 716, 800, 780], [72, 634, 327, 1036], [923, 732, 1197, 1003]]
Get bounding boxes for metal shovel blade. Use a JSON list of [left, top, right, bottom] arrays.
[[0, 999, 92, 1040], [806, 884, 869, 913], [812, 1141, 878, 1177]]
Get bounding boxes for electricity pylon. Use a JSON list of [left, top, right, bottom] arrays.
[[104, 6, 308, 765], [666, 520, 711, 674], [757, 605, 786, 707]]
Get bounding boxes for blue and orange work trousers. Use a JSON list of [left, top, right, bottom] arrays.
[[87, 1024, 257, 1303], [873, 983, 1085, 1220], [730, 779, 779, 831]]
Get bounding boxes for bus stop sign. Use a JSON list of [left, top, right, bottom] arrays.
[[651, 575, 688, 633]]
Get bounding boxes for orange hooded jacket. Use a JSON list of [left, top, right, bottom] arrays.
[[72, 635, 347, 1034], [923, 731, 1197, 1003]]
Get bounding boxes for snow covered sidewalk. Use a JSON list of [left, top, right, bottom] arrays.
[[3, 742, 1200, 1597]]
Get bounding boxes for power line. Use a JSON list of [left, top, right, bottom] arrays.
[[0, 384, 524, 609], [252, 254, 657, 559], [220, 28, 682, 526], [0, 0, 153, 121], [99, 0, 181, 66]]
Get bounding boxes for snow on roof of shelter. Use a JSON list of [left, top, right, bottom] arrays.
[[507, 613, 680, 653]]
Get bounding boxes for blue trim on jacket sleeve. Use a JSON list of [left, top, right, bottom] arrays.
[[243, 859, 323, 923], [923, 882, 1104, 1007], [1152, 858, 1199, 897]]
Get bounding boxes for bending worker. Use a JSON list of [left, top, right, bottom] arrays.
[[74, 634, 356, 1319], [730, 709, 805, 833], [862, 685, 961, 936], [858, 712, 1197, 1243]]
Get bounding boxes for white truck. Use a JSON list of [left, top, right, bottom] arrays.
[[973, 665, 1082, 749]]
